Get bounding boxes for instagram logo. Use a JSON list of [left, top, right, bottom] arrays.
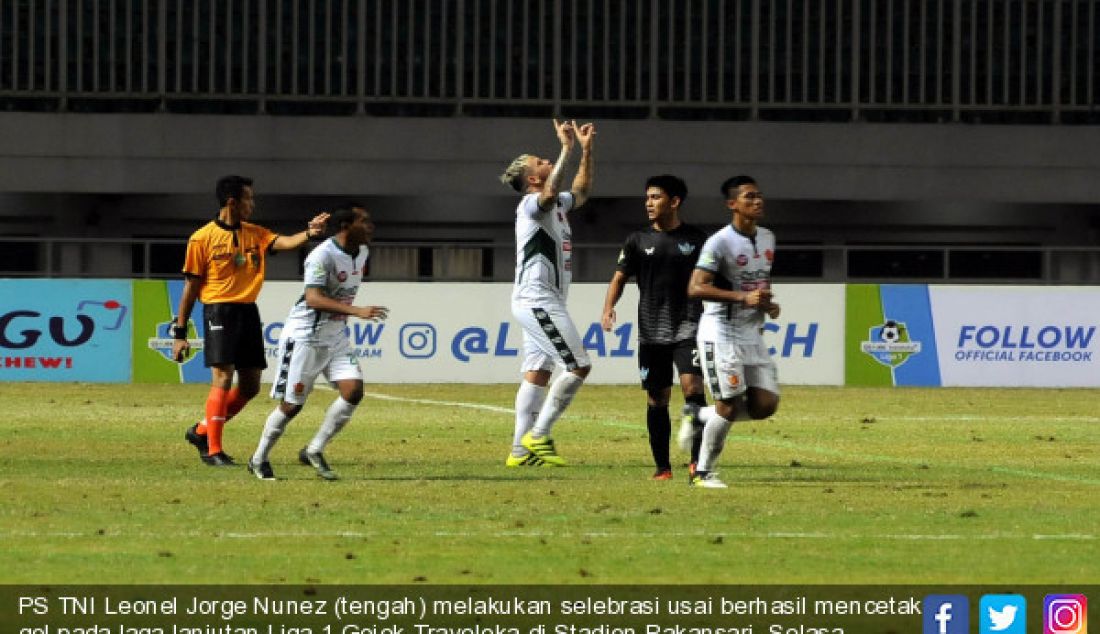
[[399, 323, 437, 359], [1045, 595, 1088, 634]]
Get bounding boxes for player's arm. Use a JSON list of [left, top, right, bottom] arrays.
[[171, 274, 202, 363], [272, 212, 330, 251], [537, 119, 575, 210], [687, 268, 772, 308], [601, 270, 628, 331], [570, 122, 595, 208], [303, 287, 388, 321]]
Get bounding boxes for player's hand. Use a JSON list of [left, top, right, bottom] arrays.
[[553, 119, 575, 148], [307, 212, 330, 238], [172, 339, 191, 363], [355, 305, 389, 321], [743, 288, 772, 308], [600, 308, 616, 332], [575, 122, 596, 150], [765, 302, 781, 319]]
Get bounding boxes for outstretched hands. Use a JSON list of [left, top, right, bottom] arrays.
[[575, 122, 596, 151], [553, 119, 595, 151], [553, 119, 575, 148]]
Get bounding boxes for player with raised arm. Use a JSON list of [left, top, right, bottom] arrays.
[[247, 205, 388, 481], [686, 175, 781, 489], [601, 174, 709, 480], [498, 119, 596, 467]]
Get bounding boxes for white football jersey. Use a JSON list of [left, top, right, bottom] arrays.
[[695, 224, 776, 339], [512, 192, 576, 304], [282, 238, 370, 343]]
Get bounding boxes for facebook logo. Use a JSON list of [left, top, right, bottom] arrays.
[[924, 595, 970, 634]]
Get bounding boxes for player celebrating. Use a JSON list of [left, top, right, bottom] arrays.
[[601, 174, 709, 480], [172, 175, 329, 466], [686, 175, 781, 489], [247, 206, 387, 480], [498, 119, 595, 467]]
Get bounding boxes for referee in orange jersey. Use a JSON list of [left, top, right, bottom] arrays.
[[171, 175, 329, 466]]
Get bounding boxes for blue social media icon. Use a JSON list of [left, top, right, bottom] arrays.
[[981, 595, 1026, 634], [924, 595, 970, 634], [399, 323, 437, 359]]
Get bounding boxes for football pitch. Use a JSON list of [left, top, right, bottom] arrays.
[[1, 382, 1097, 585]]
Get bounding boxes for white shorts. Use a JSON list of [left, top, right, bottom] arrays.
[[697, 321, 779, 401], [270, 334, 362, 405], [511, 301, 591, 373]]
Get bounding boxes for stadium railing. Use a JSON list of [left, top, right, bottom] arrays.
[[0, 0, 1096, 122], [3, 236, 1100, 284]]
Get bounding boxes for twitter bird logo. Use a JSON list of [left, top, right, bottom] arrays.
[[981, 594, 1027, 634], [990, 604, 1018, 630]]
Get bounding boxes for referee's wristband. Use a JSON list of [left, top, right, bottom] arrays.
[[170, 323, 188, 340]]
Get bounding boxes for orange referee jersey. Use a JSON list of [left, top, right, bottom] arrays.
[[183, 219, 279, 304]]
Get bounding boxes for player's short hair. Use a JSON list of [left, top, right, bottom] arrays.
[[720, 175, 757, 199], [645, 174, 688, 204], [500, 154, 533, 193], [329, 207, 361, 232], [215, 175, 254, 208], [344, 200, 367, 211]]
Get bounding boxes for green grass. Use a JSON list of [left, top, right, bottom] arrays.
[[1, 383, 1097, 584]]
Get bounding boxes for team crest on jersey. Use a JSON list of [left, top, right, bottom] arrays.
[[644, 247, 655, 255], [736, 254, 749, 266], [678, 243, 696, 255], [639, 367, 649, 381], [294, 382, 306, 394], [337, 271, 348, 282], [765, 249, 774, 262]]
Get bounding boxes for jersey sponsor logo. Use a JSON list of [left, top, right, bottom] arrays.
[[736, 254, 749, 265]]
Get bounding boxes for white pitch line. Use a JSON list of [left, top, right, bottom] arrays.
[[364, 392, 514, 414], [3, 530, 1095, 541], [362, 391, 1100, 485]]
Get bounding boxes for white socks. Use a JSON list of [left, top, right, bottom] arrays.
[[531, 373, 585, 438], [512, 380, 548, 456], [307, 397, 358, 454], [696, 411, 733, 473], [253, 408, 292, 465]]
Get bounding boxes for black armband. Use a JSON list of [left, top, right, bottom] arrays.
[[170, 323, 189, 340]]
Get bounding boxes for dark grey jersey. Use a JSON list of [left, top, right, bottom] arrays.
[[616, 223, 708, 345]]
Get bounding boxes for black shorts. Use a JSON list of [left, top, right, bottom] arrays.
[[202, 303, 268, 369], [637, 339, 702, 391]]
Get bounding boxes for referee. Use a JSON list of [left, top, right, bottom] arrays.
[[171, 175, 329, 466], [601, 174, 709, 480]]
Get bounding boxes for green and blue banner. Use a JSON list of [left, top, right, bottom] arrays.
[[0, 279, 132, 382], [4, 279, 1098, 387]]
